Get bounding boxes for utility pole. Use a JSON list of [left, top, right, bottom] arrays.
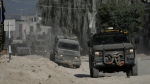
[[16, 8, 27, 18], [88, 0, 97, 37], [92, 0, 97, 34], [93, 0, 97, 16], [4, 20, 15, 62], [8, 22, 11, 62], [6, 21, 13, 62]]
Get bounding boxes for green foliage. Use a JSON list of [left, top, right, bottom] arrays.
[[97, 1, 145, 34], [37, 0, 89, 35], [37, 0, 93, 55]]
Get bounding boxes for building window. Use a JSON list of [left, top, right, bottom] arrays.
[[30, 26, 34, 33], [19, 24, 22, 32]]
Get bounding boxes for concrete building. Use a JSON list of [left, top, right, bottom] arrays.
[[5, 15, 52, 48], [5, 15, 51, 40]]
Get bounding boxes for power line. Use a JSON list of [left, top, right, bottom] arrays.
[[16, 8, 28, 16], [3, 0, 10, 6], [10, 0, 90, 10], [4, 0, 37, 15], [4, 0, 19, 13], [10, 0, 37, 5]]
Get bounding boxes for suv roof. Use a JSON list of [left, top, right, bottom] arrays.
[[56, 35, 77, 40], [59, 38, 79, 44]]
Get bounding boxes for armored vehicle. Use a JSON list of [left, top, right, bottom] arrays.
[[50, 36, 81, 68], [34, 40, 47, 56], [33, 34, 48, 56], [88, 28, 138, 78], [11, 42, 31, 56]]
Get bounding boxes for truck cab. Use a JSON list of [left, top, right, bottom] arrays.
[[11, 40, 31, 56], [88, 28, 138, 78]]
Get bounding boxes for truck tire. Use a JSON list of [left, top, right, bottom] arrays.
[[15, 53, 18, 56], [131, 64, 138, 76], [90, 68, 93, 77], [50, 53, 53, 61], [90, 67, 99, 78], [75, 65, 80, 68], [126, 69, 131, 78], [50, 52, 54, 61]]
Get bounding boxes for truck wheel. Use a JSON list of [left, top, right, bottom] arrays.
[[90, 68, 93, 77], [131, 64, 138, 76], [126, 69, 131, 78], [76, 65, 80, 68], [50, 53, 53, 61], [50, 53, 55, 61], [90, 68, 99, 78], [15, 53, 18, 56]]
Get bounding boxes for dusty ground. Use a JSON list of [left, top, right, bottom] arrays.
[[0, 43, 149, 84], [0, 52, 150, 84]]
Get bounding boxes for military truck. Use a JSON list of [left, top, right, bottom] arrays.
[[34, 40, 47, 56], [11, 40, 31, 56], [50, 36, 81, 68], [33, 34, 48, 56], [87, 28, 138, 78]]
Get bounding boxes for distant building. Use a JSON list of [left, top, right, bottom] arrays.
[[5, 15, 52, 43]]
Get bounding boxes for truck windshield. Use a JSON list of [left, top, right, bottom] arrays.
[[93, 35, 129, 45], [37, 47, 44, 50], [58, 42, 79, 51]]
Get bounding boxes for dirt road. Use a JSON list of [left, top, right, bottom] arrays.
[[0, 53, 150, 84]]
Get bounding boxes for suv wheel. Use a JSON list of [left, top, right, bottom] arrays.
[[50, 52, 55, 61], [50, 52, 53, 61], [90, 68, 99, 78], [75, 65, 80, 68], [15, 53, 18, 56], [131, 64, 138, 76]]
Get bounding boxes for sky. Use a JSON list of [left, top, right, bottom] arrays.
[[3, 0, 37, 16]]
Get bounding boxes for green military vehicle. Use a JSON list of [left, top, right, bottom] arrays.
[[50, 36, 81, 68], [11, 42, 31, 56], [88, 28, 138, 78], [34, 40, 47, 56]]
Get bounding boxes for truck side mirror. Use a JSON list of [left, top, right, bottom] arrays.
[[134, 38, 139, 44], [87, 41, 92, 47]]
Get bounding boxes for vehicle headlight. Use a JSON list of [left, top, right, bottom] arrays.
[[75, 56, 80, 59], [45, 50, 47, 52], [126, 49, 134, 54], [129, 49, 134, 53], [60, 54, 63, 57], [95, 52, 99, 56], [94, 51, 102, 56], [75, 57, 78, 59], [56, 52, 63, 57]]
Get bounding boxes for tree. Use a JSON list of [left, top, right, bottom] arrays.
[[37, 0, 144, 55], [96, 0, 145, 36], [37, 0, 93, 55]]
